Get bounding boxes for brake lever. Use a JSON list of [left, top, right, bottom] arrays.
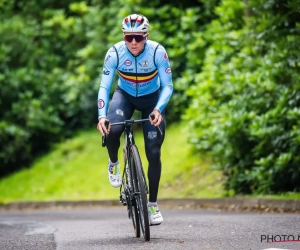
[[102, 119, 110, 147], [149, 113, 163, 136]]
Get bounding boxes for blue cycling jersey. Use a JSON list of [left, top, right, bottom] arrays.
[[98, 40, 173, 119]]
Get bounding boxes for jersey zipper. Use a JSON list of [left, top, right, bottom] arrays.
[[135, 57, 138, 97]]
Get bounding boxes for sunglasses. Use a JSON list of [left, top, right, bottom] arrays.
[[124, 34, 146, 43]]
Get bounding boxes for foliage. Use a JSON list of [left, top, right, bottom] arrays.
[[0, 0, 210, 177], [1, 0, 300, 195], [0, 0, 117, 176], [185, 0, 300, 194]]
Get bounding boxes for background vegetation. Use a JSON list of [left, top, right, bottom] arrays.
[[1, 0, 299, 196], [0, 124, 224, 203]]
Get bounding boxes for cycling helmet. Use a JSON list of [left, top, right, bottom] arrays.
[[122, 14, 149, 33]]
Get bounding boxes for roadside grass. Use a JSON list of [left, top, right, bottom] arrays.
[[1, 122, 299, 204], [0, 123, 224, 203], [246, 193, 300, 200]]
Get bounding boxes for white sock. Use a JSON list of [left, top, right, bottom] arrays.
[[109, 159, 119, 166], [148, 201, 157, 207]]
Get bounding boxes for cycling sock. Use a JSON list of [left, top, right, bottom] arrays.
[[109, 159, 119, 166], [148, 201, 157, 207]]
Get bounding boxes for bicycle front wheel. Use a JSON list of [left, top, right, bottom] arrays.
[[130, 145, 150, 241], [124, 165, 140, 238]]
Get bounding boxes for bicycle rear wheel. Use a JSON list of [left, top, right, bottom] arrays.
[[130, 145, 150, 241]]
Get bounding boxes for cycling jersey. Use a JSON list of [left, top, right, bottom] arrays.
[[98, 40, 173, 119]]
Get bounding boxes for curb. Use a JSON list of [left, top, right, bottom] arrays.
[[159, 198, 300, 213], [0, 198, 299, 213]]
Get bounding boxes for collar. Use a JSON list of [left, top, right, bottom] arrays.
[[126, 42, 147, 57]]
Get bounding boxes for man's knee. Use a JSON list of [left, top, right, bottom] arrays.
[[145, 143, 161, 158], [108, 126, 123, 139]]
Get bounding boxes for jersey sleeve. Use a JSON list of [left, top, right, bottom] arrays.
[[154, 45, 173, 113], [97, 47, 118, 119]]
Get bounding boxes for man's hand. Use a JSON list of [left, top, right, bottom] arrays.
[[97, 117, 110, 136], [149, 109, 163, 126]]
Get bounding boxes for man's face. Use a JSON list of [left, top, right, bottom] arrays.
[[124, 32, 148, 56]]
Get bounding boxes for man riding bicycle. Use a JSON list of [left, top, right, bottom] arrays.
[[97, 14, 173, 226]]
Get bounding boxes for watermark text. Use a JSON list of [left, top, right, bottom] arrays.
[[261, 234, 300, 243]]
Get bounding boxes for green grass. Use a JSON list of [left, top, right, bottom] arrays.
[[0, 123, 225, 203], [246, 193, 300, 200], [1, 122, 298, 204]]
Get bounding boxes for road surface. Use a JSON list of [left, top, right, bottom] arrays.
[[0, 206, 299, 250]]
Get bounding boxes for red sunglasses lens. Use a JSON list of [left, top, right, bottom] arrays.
[[124, 35, 144, 43]]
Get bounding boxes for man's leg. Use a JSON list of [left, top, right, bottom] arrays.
[[106, 89, 134, 163], [105, 88, 134, 187], [142, 109, 165, 202], [142, 109, 165, 225]]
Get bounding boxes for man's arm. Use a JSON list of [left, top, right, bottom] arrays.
[[97, 47, 118, 135], [154, 45, 173, 113], [98, 47, 118, 119], [149, 45, 173, 127]]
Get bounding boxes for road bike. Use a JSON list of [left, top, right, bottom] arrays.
[[102, 114, 162, 241]]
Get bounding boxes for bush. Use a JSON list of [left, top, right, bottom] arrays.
[[0, 1, 115, 176], [185, 0, 300, 194], [0, 0, 213, 176]]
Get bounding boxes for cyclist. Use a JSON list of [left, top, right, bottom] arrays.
[[97, 14, 173, 226]]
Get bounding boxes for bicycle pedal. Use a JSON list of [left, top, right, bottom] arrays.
[[119, 199, 127, 206]]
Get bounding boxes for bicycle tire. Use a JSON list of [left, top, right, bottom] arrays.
[[124, 163, 140, 238], [130, 198, 140, 237], [130, 145, 150, 241]]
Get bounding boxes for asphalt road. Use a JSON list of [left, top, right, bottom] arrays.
[[0, 206, 299, 250]]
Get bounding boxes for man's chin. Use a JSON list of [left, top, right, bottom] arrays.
[[130, 49, 140, 55]]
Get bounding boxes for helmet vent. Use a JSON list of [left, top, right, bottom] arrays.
[[122, 14, 149, 33]]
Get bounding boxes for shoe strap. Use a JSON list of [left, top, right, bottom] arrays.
[[149, 206, 158, 214], [109, 164, 119, 175]]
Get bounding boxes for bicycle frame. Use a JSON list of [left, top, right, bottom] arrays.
[[115, 118, 149, 195], [101, 116, 162, 241]]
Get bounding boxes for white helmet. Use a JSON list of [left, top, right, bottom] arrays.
[[122, 14, 149, 33]]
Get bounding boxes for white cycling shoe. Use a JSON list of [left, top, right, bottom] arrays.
[[148, 204, 163, 226], [108, 161, 122, 188]]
